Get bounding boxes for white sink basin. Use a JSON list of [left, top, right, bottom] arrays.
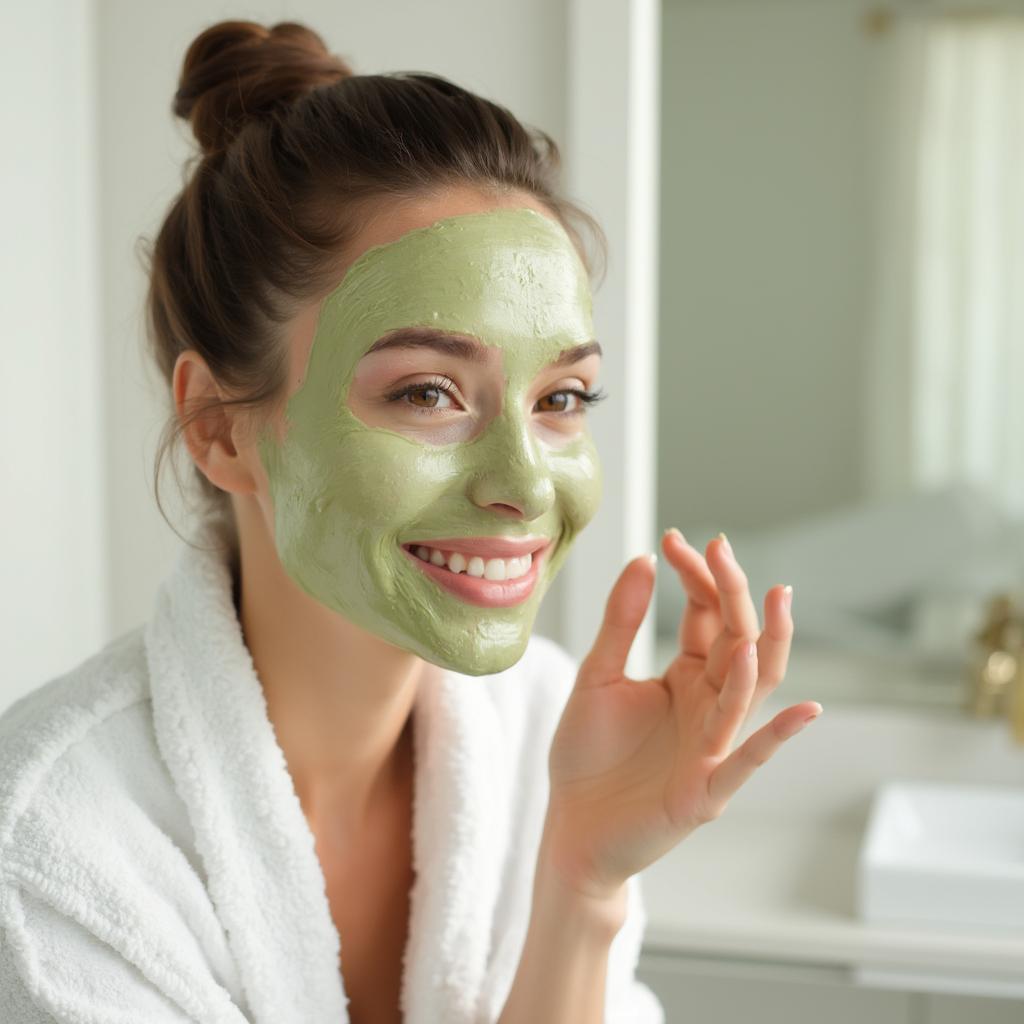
[[857, 780, 1024, 932]]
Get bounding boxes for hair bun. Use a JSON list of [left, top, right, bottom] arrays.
[[173, 20, 352, 156]]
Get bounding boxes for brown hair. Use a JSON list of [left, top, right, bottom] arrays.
[[144, 19, 605, 535]]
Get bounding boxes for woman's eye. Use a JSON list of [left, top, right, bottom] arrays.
[[385, 376, 460, 414], [535, 388, 607, 416], [405, 386, 454, 409]]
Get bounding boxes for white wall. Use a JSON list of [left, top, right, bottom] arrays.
[[95, 0, 571, 643], [1, 1, 105, 705], [657, 0, 877, 535]]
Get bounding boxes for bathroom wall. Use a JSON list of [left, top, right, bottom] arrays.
[[1, 1, 105, 704]]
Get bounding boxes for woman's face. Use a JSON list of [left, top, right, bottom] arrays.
[[256, 193, 603, 675]]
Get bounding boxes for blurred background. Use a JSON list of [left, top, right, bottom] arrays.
[[654, 0, 1024, 713], [4, 0, 1024, 1020]]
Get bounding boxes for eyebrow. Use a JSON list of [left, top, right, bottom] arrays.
[[364, 326, 602, 367]]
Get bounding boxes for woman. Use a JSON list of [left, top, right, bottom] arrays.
[[0, 20, 820, 1024]]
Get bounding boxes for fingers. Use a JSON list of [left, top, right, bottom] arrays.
[[703, 534, 761, 687], [705, 701, 823, 809], [750, 584, 794, 718], [661, 528, 721, 660], [579, 553, 657, 688], [701, 639, 758, 754]]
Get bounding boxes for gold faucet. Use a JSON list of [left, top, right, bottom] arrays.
[[967, 593, 1024, 743]]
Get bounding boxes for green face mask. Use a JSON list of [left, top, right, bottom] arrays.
[[257, 207, 603, 676]]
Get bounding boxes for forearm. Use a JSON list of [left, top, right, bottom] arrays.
[[498, 823, 628, 1024]]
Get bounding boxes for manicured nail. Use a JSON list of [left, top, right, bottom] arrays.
[[783, 584, 793, 610]]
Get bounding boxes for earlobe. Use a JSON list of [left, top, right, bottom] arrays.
[[172, 350, 259, 495]]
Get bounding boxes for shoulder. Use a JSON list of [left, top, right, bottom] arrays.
[[0, 630, 239, 1020], [0, 625, 180, 899], [0, 626, 152, 847]]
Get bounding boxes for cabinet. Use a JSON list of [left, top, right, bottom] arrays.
[[637, 951, 1024, 1023]]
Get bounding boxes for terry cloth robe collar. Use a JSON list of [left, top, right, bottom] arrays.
[[144, 510, 512, 1024]]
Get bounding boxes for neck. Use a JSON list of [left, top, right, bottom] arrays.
[[231, 494, 432, 839]]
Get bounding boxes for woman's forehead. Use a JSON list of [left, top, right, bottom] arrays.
[[322, 208, 593, 349]]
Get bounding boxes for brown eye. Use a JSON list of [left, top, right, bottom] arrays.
[[536, 392, 572, 413], [407, 386, 442, 408], [385, 376, 460, 414], [534, 387, 607, 416]]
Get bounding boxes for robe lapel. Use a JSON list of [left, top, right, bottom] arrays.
[[402, 662, 511, 1024], [146, 512, 511, 1024], [146, 514, 347, 1024]]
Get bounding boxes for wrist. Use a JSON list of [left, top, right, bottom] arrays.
[[534, 859, 628, 942], [534, 818, 629, 939]]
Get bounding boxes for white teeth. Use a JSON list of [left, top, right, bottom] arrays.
[[408, 545, 536, 580]]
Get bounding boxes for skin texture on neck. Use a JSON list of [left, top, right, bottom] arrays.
[[257, 206, 603, 677]]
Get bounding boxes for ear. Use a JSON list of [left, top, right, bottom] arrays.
[[173, 350, 259, 496]]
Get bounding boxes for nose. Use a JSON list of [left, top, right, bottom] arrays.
[[466, 405, 555, 521]]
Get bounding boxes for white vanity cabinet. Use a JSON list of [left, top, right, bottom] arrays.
[[637, 953, 911, 1023], [635, 951, 1024, 1023]]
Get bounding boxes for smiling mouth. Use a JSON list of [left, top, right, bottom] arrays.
[[399, 539, 552, 607]]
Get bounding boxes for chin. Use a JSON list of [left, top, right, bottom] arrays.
[[411, 630, 530, 678]]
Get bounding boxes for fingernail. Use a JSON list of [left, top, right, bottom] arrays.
[[783, 584, 793, 610], [646, 552, 658, 567], [718, 531, 733, 558], [664, 526, 686, 544], [803, 704, 822, 723]]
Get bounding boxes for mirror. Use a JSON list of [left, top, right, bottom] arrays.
[[655, 0, 1024, 707]]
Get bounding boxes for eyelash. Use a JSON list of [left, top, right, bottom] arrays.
[[384, 375, 608, 416]]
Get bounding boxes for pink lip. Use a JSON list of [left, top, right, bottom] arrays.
[[399, 540, 552, 608]]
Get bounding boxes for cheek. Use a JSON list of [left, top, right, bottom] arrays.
[[316, 425, 464, 528], [550, 438, 603, 532]]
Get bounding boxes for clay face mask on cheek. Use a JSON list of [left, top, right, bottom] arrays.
[[257, 207, 603, 675]]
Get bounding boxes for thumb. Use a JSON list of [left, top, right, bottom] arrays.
[[578, 553, 657, 688]]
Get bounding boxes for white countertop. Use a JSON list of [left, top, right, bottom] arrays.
[[639, 811, 1024, 994], [636, 648, 1024, 998]]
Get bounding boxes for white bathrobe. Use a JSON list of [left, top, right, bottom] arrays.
[[0, 511, 664, 1024]]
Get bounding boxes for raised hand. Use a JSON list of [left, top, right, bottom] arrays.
[[541, 529, 821, 904]]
